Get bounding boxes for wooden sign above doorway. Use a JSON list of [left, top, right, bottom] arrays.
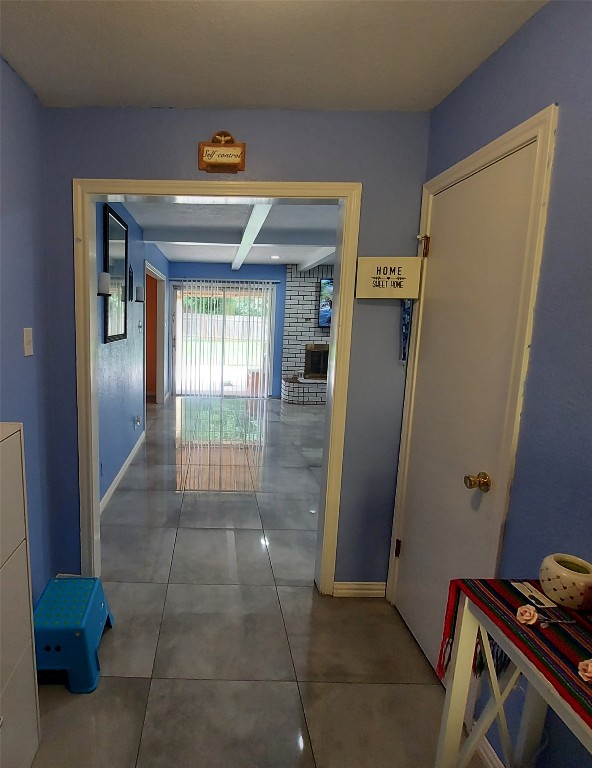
[[198, 131, 246, 174]]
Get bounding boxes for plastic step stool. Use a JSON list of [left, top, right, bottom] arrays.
[[34, 576, 114, 694]]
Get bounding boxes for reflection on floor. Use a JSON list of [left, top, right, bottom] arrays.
[[32, 396, 483, 768]]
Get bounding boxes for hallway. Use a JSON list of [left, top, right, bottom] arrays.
[[31, 396, 470, 768]]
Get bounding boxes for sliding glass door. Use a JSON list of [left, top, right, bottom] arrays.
[[172, 280, 275, 397]]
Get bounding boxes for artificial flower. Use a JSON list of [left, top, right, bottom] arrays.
[[516, 605, 538, 625], [578, 659, 592, 682]]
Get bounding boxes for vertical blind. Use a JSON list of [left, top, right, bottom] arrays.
[[173, 280, 275, 398]]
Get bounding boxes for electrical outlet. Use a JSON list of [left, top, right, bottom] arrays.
[[134, 415, 141, 430]]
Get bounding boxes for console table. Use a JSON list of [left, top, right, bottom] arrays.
[[435, 579, 592, 767]]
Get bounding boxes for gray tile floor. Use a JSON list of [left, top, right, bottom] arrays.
[[31, 396, 477, 768]]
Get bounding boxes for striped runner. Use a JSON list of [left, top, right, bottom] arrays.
[[437, 579, 592, 728]]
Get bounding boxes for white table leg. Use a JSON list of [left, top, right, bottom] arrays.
[[514, 680, 548, 766], [435, 596, 480, 768]]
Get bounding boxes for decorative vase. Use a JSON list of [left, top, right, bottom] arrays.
[[539, 553, 592, 611]]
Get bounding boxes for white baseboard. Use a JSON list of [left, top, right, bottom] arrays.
[[332, 581, 386, 598], [477, 738, 505, 768], [99, 431, 146, 514]]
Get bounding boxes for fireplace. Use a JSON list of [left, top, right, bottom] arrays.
[[304, 343, 329, 379]]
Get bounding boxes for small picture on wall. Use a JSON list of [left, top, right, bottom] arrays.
[[319, 278, 333, 328]]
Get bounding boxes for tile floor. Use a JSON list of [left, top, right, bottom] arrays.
[[31, 396, 482, 768]]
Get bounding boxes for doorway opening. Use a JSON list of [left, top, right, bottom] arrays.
[[144, 261, 167, 405], [73, 180, 362, 596]]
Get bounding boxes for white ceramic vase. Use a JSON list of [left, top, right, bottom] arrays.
[[539, 553, 592, 611]]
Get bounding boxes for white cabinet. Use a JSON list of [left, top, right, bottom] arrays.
[[0, 423, 40, 768]]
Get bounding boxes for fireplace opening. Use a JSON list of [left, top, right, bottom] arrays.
[[304, 343, 329, 379]]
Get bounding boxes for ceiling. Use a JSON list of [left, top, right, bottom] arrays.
[[125, 199, 339, 269], [0, 0, 546, 271], [0, 1, 545, 111]]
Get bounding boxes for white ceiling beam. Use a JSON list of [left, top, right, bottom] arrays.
[[297, 248, 336, 273], [231, 204, 273, 271]]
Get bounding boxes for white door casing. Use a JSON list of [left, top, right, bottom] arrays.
[[386, 106, 558, 667], [72, 180, 361, 595]]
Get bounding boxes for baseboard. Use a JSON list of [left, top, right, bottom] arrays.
[[332, 582, 386, 598], [477, 738, 505, 768], [99, 431, 146, 514]]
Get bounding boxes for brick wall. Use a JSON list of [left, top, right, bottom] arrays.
[[281, 264, 333, 377]]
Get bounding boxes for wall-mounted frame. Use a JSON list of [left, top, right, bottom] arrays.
[[103, 205, 128, 342]]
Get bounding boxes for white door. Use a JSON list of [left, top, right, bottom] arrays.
[[390, 117, 555, 667]]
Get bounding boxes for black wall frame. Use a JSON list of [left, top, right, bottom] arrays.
[[103, 204, 128, 342]]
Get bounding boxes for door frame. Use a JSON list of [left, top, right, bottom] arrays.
[[72, 179, 361, 595], [386, 105, 558, 602], [144, 261, 167, 405]]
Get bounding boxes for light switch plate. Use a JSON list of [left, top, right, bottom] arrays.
[[23, 327, 34, 356]]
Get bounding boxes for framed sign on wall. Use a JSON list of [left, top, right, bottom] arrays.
[[355, 257, 421, 299]]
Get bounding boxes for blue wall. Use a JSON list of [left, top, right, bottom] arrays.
[[428, 3, 592, 764], [35, 104, 429, 583], [96, 203, 147, 498], [0, 63, 53, 602], [168, 261, 286, 398]]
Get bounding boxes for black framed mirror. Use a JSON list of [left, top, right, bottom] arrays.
[[103, 205, 128, 342]]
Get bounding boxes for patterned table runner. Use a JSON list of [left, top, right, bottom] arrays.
[[437, 579, 592, 728]]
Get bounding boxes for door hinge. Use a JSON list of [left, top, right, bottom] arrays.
[[417, 235, 430, 258], [394, 538, 402, 558]]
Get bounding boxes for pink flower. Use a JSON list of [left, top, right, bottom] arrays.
[[578, 660, 592, 682], [516, 605, 538, 625]]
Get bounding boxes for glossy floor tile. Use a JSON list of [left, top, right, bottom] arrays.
[[32, 677, 150, 768], [101, 582, 167, 678], [300, 682, 453, 768], [136, 679, 315, 768], [278, 587, 438, 684], [101, 525, 177, 583], [153, 584, 295, 680], [101, 489, 182, 528], [179, 491, 262, 529], [300, 682, 486, 768], [117, 462, 188, 491], [169, 528, 274, 584], [31, 396, 474, 768], [257, 492, 320, 530], [252, 465, 321, 494], [184, 462, 255, 492], [248, 444, 311, 468], [266, 530, 317, 586]]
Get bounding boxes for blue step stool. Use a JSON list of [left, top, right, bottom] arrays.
[[34, 576, 114, 694]]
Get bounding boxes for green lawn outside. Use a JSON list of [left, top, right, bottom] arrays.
[[180, 338, 264, 366]]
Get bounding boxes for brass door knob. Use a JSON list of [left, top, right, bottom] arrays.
[[464, 472, 492, 493]]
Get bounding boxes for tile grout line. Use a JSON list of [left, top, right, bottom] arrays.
[[258, 492, 320, 768], [132, 440, 182, 768]]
